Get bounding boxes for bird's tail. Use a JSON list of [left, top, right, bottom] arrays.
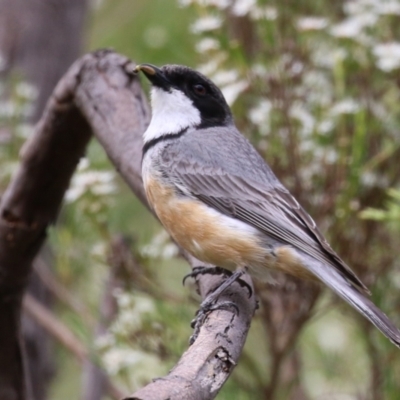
[[305, 258, 400, 348]]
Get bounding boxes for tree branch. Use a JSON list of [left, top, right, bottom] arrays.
[[22, 294, 124, 400], [0, 49, 256, 400]]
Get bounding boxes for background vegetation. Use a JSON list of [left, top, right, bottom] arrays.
[[1, 0, 400, 398]]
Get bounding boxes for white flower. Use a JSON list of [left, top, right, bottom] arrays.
[[249, 99, 272, 136], [290, 103, 315, 137], [361, 171, 389, 188], [110, 293, 156, 337], [195, 37, 220, 53], [297, 17, 328, 31], [373, 42, 400, 71], [102, 348, 150, 375], [249, 99, 272, 125], [91, 242, 107, 258], [206, 0, 230, 7], [221, 80, 248, 105], [251, 63, 268, 77], [249, 5, 278, 20], [191, 15, 222, 33], [102, 345, 166, 387], [141, 230, 179, 259], [290, 61, 304, 76], [231, 0, 256, 16], [379, 1, 400, 15], [65, 170, 116, 203], [77, 157, 90, 171], [95, 333, 115, 351], [301, 71, 333, 106], [16, 124, 34, 139], [180, 0, 230, 8], [16, 82, 38, 100], [317, 119, 335, 134], [330, 99, 361, 115], [344, 0, 373, 15], [311, 46, 347, 68], [211, 69, 239, 86], [178, 0, 193, 5], [0, 101, 17, 118], [91, 182, 116, 196], [197, 53, 227, 75], [324, 149, 339, 164], [330, 14, 376, 38], [345, 0, 400, 16], [330, 19, 362, 38], [116, 292, 155, 315]]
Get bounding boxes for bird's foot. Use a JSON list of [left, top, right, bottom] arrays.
[[188, 269, 251, 345], [182, 266, 230, 285], [183, 266, 252, 297], [189, 300, 238, 345]]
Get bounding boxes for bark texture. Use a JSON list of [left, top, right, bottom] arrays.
[[0, 2, 88, 398], [0, 50, 256, 400]]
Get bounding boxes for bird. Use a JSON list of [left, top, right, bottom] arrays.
[[134, 63, 400, 348]]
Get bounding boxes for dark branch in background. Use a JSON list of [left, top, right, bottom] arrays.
[[0, 0, 88, 122], [0, 50, 256, 400], [0, 1, 89, 398], [0, 58, 92, 400], [33, 258, 96, 327], [23, 293, 123, 400]]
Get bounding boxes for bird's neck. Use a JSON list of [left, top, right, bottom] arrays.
[[143, 87, 201, 143]]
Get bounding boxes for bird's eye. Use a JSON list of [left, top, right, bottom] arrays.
[[193, 84, 207, 96]]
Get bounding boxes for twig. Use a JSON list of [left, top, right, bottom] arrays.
[[23, 294, 87, 362], [23, 293, 124, 400], [33, 257, 96, 327]]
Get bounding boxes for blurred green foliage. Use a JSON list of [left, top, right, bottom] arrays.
[[88, 0, 198, 67], [361, 188, 400, 228]]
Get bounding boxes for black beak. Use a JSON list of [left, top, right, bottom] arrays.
[[134, 64, 170, 90]]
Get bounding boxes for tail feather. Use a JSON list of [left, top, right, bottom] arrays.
[[305, 258, 400, 348]]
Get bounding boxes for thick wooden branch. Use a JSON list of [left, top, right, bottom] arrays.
[[0, 63, 92, 400], [0, 50, 256, 400]]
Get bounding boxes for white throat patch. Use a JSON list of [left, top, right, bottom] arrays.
[[143, 87, 201, 143]]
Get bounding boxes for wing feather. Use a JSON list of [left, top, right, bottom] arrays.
[[165, 157, 368, 294]]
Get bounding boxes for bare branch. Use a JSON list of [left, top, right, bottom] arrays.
[[0, 57, 92, 400], [23, 294, 124, 400], [0, 50, 256, 400], [33, 257, 96, 327], [23, 294, 87, 362]]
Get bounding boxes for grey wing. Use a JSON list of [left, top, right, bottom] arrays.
[[165, 155, 369, 294]]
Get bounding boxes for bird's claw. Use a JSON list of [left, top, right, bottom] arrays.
[[183, 266, 253, 298], [182, 266, 231, 286], [189, 300, 239, 344], [188, 268, 253, 344]]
